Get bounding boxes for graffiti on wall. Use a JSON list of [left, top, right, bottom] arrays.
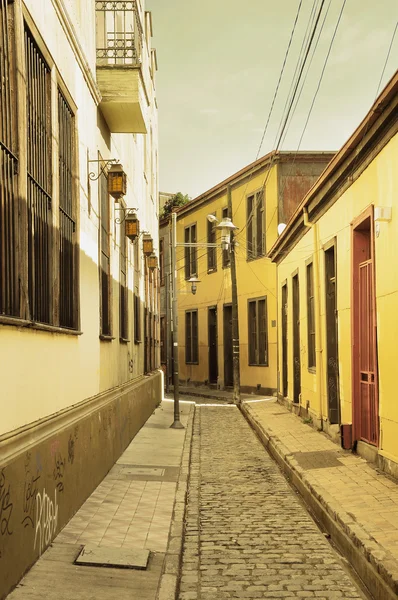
[[34, 488, 59, 556], [0, 468, 13, 538]]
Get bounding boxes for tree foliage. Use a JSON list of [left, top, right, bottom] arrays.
[[161, 192, 190, 218]]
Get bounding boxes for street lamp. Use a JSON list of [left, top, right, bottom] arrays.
[[188, 276, 201, 295]]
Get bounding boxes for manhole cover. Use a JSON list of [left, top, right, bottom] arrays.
[[122, 467, 165, 477], [291, 450, 343, 470], [75, 545, 150, 570]]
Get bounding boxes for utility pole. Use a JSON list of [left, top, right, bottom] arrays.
[[227, 185, 241, 404], [170, 211, 184, 428]]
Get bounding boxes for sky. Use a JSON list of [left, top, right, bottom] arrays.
[[146, 0, 398, 199]]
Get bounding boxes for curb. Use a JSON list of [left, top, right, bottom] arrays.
[[241, 402, 398, 600], [170, 389, 233, 402], [156, 404, 195, 600]]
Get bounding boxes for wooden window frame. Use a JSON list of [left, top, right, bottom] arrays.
[[119, 215, 129, 341], [184, 223, 197, 279], [247, 190, 265, 261], [159, 237, 165, 285], [222, 206, 230, 269], [185, 309, 199, 364], [248, 296, 268, 366], [207, 213, 217, 273], [306, 258, 316, 371]]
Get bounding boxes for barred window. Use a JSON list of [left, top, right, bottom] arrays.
[[25, 26, 52, 324], [160, 315, 166, 363], [99, 168, 111, 336], [120, 219, 128, 340], [0, 0, 19, 317], [134, 292, 141, 343], [185, 309, 198, 364], [58, 90, 76, 329], [159, 237, 165, 285], [248, 297, 268, 366]]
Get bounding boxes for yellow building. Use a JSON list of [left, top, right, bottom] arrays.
[[269, 70, 398, 479], [170, 152, 333, 395]]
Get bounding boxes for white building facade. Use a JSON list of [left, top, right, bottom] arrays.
[[0, 1, 161, 595]]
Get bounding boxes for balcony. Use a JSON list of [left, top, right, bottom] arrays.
[[95, 1, 148, 133]]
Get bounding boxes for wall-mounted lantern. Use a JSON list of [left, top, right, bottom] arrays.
[[148, 253, 158, 271], [188, 276, 201, 295], [125, 210, 139, 242], [143, 233, 154, 256], [108, 163, 127, 200]]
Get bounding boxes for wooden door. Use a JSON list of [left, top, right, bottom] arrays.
[[352, 211, 378, 446], [223, 304, 233, 387], [281, 284, 288, 397], [325, 244, 340, 424], [292, 275, 301, 403], [208, 307, 218, 384]]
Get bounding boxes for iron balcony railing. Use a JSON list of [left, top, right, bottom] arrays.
[[95, 1, 143, 67]]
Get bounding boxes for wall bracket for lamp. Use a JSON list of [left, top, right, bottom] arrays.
[[114, 207, 139, 225], [87, 157, 120, 181]]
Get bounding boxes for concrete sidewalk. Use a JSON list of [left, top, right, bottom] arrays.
[[242, 397, 398, 600], [8, 399, 194, 600]]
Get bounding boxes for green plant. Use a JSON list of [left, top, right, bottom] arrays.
[[160, 192, 190, 218], [302, 416, 313, 425]]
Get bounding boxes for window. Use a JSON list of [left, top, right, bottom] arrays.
[[99, 168, 111, 336], [134, 292, 141, 343], [160, 316, 166, 363], [184, 224, 197, 279], [0, 0, 19, 317], [58, 90, 76, 329], [159, 237, 165, 285], [26, 27, 52, 324], [207, 214, 217, 272], [248, 297, 268, 366], [307, 261, 316, 369], [185, 310, 198, 364], [247, 190, 265, 260], [120, 219, 128, 340], [222, 207, 230, 268]]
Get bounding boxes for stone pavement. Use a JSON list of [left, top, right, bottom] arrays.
[[242, 398, 398, 600], [7, 399, 194, 600], [179, 405, 367, 600]]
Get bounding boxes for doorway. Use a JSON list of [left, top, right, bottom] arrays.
[[281, 283, 288, 398], [352, 208, 378, 446], [223, 304, 233, 387], [325, 242, 340, 424], [292, 274, 301, 403], [208, 307, 218, 384]]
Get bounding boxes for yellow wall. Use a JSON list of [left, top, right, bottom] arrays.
[[176, 165, 279, 393], [276, 132, 398, 465]]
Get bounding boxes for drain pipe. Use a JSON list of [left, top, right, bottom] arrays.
[[303, 207, 324, 430]]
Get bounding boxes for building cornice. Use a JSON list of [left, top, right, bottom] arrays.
[[268, 71, 398, 264]]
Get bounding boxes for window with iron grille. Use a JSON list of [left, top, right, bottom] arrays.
[[248, 297, 268, 366], [207, 214, 217, 272], [99, 169, 111, 336], [307, 261, 316, 369], [134, 292, 141, 342], [25, 26, 52, 324], [0, 0, 19, 318], [159, 237, 165, 285], [222, 207, 230, 268], [160, 315, 166, 364], [184, 224, 197, 279], [120, 219, 128, 340], [58, 90, 76, 329], [185, 309, 198, 364], [247, 191, 265, 260]]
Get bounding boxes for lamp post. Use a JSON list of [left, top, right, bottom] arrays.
[[169, 206, 239, 428]]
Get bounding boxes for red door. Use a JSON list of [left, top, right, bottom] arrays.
[[352, 208, 379, 446]]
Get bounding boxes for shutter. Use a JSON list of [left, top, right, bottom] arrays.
[[248, 301, 257, 364], [258, 299, 267, 364], [186, 311, 192, 363]]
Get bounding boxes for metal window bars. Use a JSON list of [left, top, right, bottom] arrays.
[[95, 1, 143, 66]]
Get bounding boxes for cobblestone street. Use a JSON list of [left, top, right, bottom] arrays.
[[179, 406, 368, 600]]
